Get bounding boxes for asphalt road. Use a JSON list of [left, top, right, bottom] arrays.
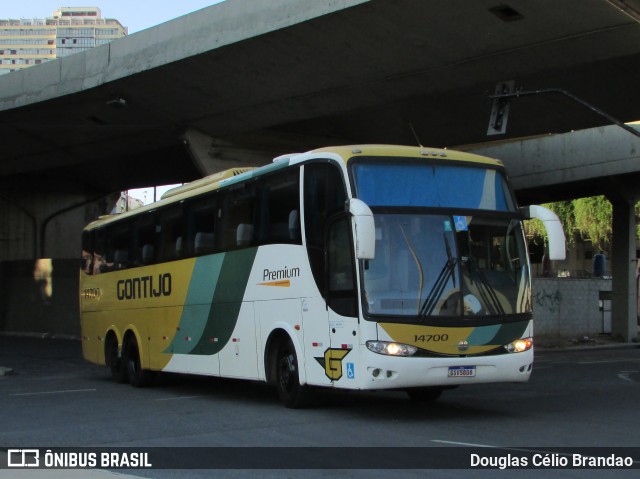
[[0, 335, 638, 479]]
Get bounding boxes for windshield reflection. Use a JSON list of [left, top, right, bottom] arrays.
[[362, 214, 531, 320]]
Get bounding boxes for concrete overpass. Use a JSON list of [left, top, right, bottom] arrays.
[[2, 0, 640, 192], [0, 0, 639, 339]]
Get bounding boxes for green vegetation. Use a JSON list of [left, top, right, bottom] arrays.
[[525, 196, 640, 251]]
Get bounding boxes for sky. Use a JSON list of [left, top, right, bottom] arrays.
[[1, 0, 226, 33]]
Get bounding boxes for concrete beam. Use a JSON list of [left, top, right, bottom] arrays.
[[467, 124, 640, 193], [0, 0, 369, 111]]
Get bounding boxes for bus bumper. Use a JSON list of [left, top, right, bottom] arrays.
[[356, 347, 534, 390]]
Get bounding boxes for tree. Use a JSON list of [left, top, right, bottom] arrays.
[[525, 196, 639, 253], [572, 196, 612, 251]]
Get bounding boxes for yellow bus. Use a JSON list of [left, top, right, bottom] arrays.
[[80, 145, 565, 407]]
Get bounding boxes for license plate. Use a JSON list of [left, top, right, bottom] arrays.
[[448, 366, 476, 377]]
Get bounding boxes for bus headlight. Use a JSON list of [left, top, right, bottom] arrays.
[[366, 341, 418, 357], [504, 337, 533, 353]]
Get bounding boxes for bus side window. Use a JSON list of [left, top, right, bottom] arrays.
[[304, 162, 348, 297], [187, 194, 218, 256], [81, 231, 93, 275], [255, 168, 301, 245], [158, 205, 186, 262], [93, 228, 107, 274], [133, 214, 156, 266], [220, 184, 255, 250], [106, 221, 131, 271]]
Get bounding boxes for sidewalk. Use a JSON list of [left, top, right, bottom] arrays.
[[535, 332, 640, 351]]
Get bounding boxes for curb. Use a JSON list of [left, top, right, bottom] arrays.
[[0, 331, 80, 341], [536, 341, 640, 353]]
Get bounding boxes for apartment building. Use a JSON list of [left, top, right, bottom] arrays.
[[0, 7, 127, 75]]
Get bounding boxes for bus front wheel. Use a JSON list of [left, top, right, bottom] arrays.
[[275, 339, 309, 408]]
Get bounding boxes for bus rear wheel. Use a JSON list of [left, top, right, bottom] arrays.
[[124, 336, 153, 388], [275, 339, 309, 408], [105, 335, 127, 383]]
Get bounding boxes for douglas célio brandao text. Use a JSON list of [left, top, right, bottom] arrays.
[[470, 452, 635, 469]]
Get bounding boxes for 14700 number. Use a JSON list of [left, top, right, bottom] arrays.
[[413, 334, 449, 343]]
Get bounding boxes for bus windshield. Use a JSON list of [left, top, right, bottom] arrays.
[[351, 161, 516, 211], [351, 160, 530, 321]]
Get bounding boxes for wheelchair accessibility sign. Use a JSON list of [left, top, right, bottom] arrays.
[[347, 362, 355, 379]]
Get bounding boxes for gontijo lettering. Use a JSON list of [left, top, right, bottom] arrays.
[[117, 273, 172, 300]]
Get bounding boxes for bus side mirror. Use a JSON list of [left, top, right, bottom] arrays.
[[348, 199, 376, 260], [520, 205, 566, 261]]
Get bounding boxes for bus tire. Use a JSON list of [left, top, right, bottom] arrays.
[[406, 387, 443, 402], [124, 335, 153, 388], [105, 334, 127, 383], [275, 338, 309, 408]]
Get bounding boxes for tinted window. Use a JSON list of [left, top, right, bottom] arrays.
[[158, 205, 186, 262], [352, 161, 515, 211], [84, 166, 304, 272], [255, 169, 301, 245], [304, 162, 348, 296]]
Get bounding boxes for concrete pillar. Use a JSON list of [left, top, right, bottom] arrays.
[[0, 190, 115, 261], [610, 197, 637, 342], [0, 187, 117, 336]]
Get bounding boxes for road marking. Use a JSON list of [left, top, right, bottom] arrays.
[[579, 359, 640, 365], [432, 440, 496, 448], [430, 440, 560, 455], [9, 388, 96, 397], [617, 371, 638, 383], [154, 395, 204, 401]]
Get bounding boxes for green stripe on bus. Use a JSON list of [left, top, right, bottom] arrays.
[[487, 320, 529, 345], [466, 321, 529, 346], [466, 324, 501, 345], [192, 247, 258, 355], [165, 255, 224, 354]]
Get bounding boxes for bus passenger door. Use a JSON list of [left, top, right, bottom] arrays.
[[300, 296, 332, 387], [325, 215, 360, 388], [302, 161, 357, 387]]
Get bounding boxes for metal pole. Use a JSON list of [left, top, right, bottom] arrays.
[[490, 87, 640, 139]]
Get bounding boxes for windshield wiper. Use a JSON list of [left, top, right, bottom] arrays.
[[419, 233, 457, 316], [466, 257, 506, 316]]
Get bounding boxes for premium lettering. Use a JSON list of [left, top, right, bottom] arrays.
[[263, 266, 300, 282], [117, 273, 172, 300]]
